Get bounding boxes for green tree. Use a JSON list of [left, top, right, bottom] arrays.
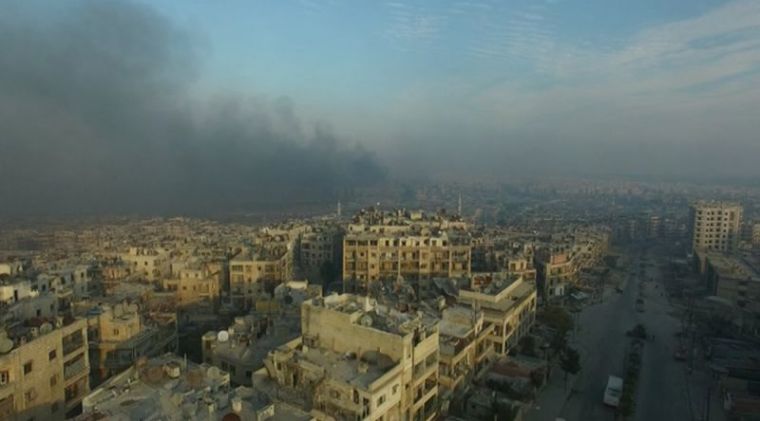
[[559, 347, 581, 389], [518, 335, 537, 357], [540, 306, 574, 334]]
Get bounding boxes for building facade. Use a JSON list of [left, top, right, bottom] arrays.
[[256, 294, 440, 421], [0, 317, 89, 420], [689, 201, 743, 253]]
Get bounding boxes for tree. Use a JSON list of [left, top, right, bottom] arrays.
[[559, 347, 581, 389], [518, 335, 537, 357], [550, 331, 567, 355], [540, 306, 574, 334]]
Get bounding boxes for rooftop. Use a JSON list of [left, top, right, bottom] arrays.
[[81, 354, 309, 421], [707, 253, 760, 281], [297, 345, 395, 389], [312, 294, 438, 336]]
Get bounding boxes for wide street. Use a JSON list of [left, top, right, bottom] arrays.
[[529, 247, 698, 421]]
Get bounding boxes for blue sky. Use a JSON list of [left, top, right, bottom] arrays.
[[141, 0, 760, 179]]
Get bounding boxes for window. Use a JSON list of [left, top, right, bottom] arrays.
[[25, 388, 37, 404], [113, 329, 119, 336], [0, 370, 9, 385], [50, 374, 58, 387], [23, 361, 33, 375], [49, 349, 57, 361]]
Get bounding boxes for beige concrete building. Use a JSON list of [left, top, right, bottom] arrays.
[[343, 231, 471, 291], [230, 245, 294, 309], [437, 306, 493, 398], [343, 208, 472, 291], [457, 275, 537, 355], [0, 316, 89, 420], [86, 302, 178, 385], [690, 201, 743, 253], [121, 247, 170, 280], [203, 281, 321, 386], [535, 246, 579, 300], [256, 294, 440, 421], [703, 254, 760, 325], [81, 353, 311, 420], [299, 224, 342, 277], [161, 261, 222, 306]]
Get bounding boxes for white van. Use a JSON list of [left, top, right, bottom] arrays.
[[603, 375, 624, 407]]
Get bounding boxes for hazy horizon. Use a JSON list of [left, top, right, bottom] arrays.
[[2, 0, 760, 215]]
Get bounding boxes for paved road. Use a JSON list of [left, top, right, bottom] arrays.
[[557, 254, 640, 421], [529, 248, 699, 421], [634, 255, 693, 421]]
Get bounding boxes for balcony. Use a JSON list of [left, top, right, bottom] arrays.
[[64, 356, 87, 381], [62, 332, 85, 356]]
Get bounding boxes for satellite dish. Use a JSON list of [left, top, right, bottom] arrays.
[[217, 331, 229, 342], [0, 338, 13, 354], [113, 305, 124, 318], [128, 304, 139, 313], [360, 315, 373, 327], [40, 323, 53, 335]]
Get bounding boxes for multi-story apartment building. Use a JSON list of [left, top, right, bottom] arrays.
[[86, 302, 178, 385], [343, 230, 471, 291], [299, 223, 343, 282], [120, 247, 171, 280], [437, 306, 493, 398], [535, 246, 578, 300], [161, 261, 222, 306], [703, 254, 760, 325], [256, 294, 440, 421], [457, 275, 537, 355], [0, 315, 89, 420], [689, 201, 743, 253], [229, 245, 294, 309]]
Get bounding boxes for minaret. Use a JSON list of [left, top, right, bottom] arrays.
[[337, 201, 342, 218], [458, 193, 462, 216]]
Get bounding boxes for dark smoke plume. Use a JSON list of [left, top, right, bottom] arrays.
[[0, 1, 386, 216]]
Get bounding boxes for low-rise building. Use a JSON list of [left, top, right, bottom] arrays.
[[202, 282, 320, 386], [80, 353, 311, 420], [86, 302, 178, 385]]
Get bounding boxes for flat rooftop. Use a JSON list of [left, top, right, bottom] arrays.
[[315, 294, 438, 336], [83, 354, 301, 421], [707, 253, 760, 281], [298, 346, 394, 389]]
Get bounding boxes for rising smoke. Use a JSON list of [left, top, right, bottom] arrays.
[[0, 1, 386, 216]]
